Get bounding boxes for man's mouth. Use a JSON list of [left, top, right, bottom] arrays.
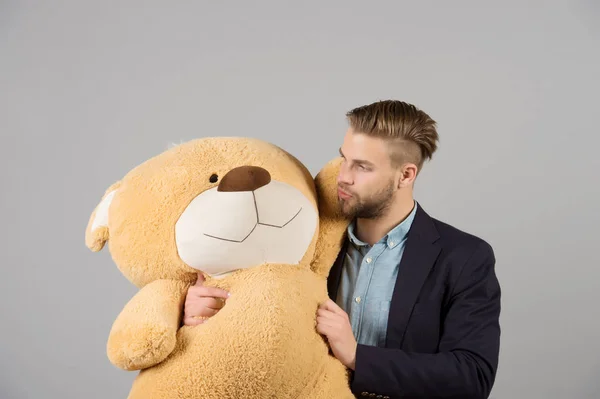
[[337, 187, 353, 199]]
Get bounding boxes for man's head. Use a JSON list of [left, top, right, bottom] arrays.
[[337, 100, 439, 219]]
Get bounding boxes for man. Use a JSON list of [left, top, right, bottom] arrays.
[[183, 100, 501, 398]]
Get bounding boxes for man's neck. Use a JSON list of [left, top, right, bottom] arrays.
[[355, 197, 415, 246]]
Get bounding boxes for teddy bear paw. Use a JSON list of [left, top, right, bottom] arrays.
[[107, 323, 177, 370]]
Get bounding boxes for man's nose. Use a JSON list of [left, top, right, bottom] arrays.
[[337, 163, 352, 185], [217, 166, 271, 192]]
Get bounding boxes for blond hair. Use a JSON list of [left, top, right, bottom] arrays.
[[346, 100, 439, 171]]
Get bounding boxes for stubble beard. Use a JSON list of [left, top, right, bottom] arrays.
[[338, 180, 395, 220]]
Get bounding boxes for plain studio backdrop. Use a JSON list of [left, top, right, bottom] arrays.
[[1, 1, 598, 398]]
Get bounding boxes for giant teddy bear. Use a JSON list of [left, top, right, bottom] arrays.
[[85, 137, 355, 398]]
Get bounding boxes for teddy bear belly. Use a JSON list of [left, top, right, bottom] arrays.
[[128, 267, 338, 399]]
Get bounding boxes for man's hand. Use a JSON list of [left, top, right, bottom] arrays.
[[183, 273, 230, 326], [316, 299, 357, 370]]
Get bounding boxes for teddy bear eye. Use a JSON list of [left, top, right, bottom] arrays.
[[209, 174, 219, 183]]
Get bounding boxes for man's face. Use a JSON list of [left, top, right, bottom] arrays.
[[336, 129, 397, 219]]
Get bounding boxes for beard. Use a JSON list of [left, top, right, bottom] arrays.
[[338, 179, 395, 220]]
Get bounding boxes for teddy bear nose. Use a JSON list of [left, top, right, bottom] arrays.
[[217, 166, 271, 192]]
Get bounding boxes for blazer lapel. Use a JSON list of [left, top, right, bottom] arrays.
[[327, 237, 348, 301], [386, 203, 441, 348]]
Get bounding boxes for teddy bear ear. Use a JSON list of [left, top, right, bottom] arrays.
[[310, 157, 351, 278], [85, 181, 121, 252]]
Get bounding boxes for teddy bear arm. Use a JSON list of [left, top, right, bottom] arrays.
[[311, 157, 350, 278], [107, 279, 189, 371]]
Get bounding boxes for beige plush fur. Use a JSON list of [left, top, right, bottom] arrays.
[[85, 137, 353, 398]]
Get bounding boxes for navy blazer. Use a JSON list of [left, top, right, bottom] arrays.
[[327, 203, 501, 399]]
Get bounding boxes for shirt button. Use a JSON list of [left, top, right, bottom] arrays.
[[355, 296, 361, 303], [365, 257, 372, 263], [389, 241, 395, 247]]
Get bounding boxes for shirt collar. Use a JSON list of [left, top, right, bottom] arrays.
[[347, 201, 418, 248]]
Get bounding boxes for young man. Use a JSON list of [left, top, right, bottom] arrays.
[[183, 100, 501, 398]]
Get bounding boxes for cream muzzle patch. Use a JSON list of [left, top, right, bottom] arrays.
[[175, 180, 317, 278]]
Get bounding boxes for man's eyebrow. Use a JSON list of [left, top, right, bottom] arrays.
[[338, 148, 374, 166]]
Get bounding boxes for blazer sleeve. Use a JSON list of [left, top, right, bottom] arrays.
[[351, 241, 501, 398]]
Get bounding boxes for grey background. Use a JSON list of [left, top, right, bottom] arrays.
[[1, 1, 598, 398]]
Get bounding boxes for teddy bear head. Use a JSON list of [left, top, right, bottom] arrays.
[[85, 137, 344, 288]]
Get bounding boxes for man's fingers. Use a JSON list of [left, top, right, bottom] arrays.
[[316, 317, 328, 332], [203, 307, 220, 317], [193, 272, 205, 287], [191, 298, 224, 313], [189, 306, 219, 318], [188, 286, 230, 299], [317, 306, 346, 324], [200, 287, 230, 299], [202, 297, 226, 310], [185, 295, 225, 314], [316, 317, 336, 336], [183, 275, 230, 325], [317, 308, 337, 319], [321, 299, 348, 319], [316, 322, 328, 335], [185, 301, 220, 318], [183, 316, 205, 326], [188, 273, 230, 298], [316, 315, 335, 326], [321, 299, 343, 314]]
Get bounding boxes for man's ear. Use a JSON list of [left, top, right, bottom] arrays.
[[397, 162, 418, 188], [310, 157, 351, 278], [85, 181, 121, 252]]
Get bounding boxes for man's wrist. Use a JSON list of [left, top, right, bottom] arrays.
[[347, 341, 358, 370]]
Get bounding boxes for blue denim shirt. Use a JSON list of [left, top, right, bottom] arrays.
[[335, 202, 417, 347]]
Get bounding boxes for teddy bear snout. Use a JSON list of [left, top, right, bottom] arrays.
[[217, 166, 271, 192]]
